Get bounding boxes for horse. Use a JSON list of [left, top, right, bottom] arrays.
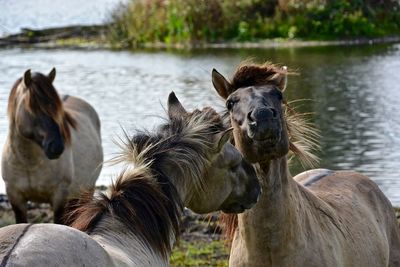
[[0, 92, 260, 267], [212, 62, 400, 267], [1, 68, 103, 224]]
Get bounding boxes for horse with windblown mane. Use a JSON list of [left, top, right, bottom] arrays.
[[212, 62, 400, 267], [1, 68, 103, 223], [0, 92, 260, 266]]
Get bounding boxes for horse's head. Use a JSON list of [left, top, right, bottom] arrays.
[[212, 64, 289, 163], [8, 68, 75, 159], [164, 92, 260, 214]]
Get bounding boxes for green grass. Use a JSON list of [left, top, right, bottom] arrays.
[[170, 240, 228, 267]]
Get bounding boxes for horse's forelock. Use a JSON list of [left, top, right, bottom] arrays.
[[231, 62, 288, 91], [9, 73, 76, 144]]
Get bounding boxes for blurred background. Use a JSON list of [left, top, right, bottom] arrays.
[[1, 1, 400, 264]]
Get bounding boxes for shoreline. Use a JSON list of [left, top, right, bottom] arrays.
[[1, 25, 399, 50]]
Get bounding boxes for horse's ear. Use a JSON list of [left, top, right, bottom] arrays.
[[48, 67, 56, 83], [23, 69, 32, 87], [216, 128, 233, 152], [269, 66, 287, 91], [168, 91, 187, 119], [212, 69, 232, 99]]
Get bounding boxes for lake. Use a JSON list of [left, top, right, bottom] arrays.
[[1, 45, 400, 205], [0, 0, 126, 36]]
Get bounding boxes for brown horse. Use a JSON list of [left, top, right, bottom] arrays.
[[212, 62, 400, 267], [1, 68, 103, 223], [0, 92, 260, 266]]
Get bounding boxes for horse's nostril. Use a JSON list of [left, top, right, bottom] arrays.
[[247, 111, 254, 122], [251, 108, 276, 122]]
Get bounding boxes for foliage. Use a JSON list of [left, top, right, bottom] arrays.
[[108, 0, 400, 47], [170, 240, 229, 267]]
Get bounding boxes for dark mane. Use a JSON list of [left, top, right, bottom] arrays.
[[66, 168, 181, 258], [8, 72, 76, 143], [231, 62, 288, 92], [66, 106, 227, 258]]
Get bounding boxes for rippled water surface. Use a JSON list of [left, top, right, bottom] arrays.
[[1, 45, 400, 205], [0, 0, 125, 36]]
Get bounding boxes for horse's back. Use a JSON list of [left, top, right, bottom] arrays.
[[0, 224, 113, 267], [295, 169, 400, 266], [62, 95, 103, 191], [62, 95, 101, 132]]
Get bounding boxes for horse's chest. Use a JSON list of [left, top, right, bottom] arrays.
[[7, 164, 64, 201]]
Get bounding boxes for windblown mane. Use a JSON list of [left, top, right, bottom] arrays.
[[65, 107, 226, 258], [221, 62, 320, 242], [229, 62, 320, 168], [8, 73, 76, 143]]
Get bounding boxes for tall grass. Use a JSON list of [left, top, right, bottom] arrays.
[[108, 0, 400, 48]]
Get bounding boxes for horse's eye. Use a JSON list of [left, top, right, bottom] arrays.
[[226, 100, 235, 110]]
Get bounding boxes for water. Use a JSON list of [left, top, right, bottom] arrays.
[[0, 0, 126, 36], [1, 45, 400, 205]]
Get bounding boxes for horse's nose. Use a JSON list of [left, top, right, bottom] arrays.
[[246, 107, 279, 140], [247, 107, 277, 123], [45, 139, 64, 159]]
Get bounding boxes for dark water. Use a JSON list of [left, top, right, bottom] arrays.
[[1, 44, 400, 205]]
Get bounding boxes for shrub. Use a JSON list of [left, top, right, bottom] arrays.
[[108, 0, 400, 47]]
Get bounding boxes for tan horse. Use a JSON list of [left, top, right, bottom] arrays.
[[212, 63, 400, 267], [1, 68, 103, 223], [0, 92, 260, 267]]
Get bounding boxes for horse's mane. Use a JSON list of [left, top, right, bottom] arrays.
[[221, 62, 320, 242], [229, 61, 320, 168], [65, 107, 226, 258], [8, 73, 76, 143]]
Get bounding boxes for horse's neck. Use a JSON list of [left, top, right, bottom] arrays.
[[235, 157, 311, 261], [90, 219, 171, 267], [7, 129, 45, 166]]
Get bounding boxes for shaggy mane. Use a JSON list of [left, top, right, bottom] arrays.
[[65, 106, 227, 258], [231, 62, 288, 90], [8, 73, 76, 144], [229, 61, 320, 168], [221, 62, 320, 242]]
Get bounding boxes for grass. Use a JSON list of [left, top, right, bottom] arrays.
[[108, 0, 400, 48], [171, 240, 228, 267]]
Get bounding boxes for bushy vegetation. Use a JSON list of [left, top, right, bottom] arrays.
[[109, 0, 400, 47]]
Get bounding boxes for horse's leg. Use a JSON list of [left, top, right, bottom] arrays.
[[52, 186, 69, 224], [7, 190, 28, 223]]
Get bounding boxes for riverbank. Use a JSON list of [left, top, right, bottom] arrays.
[[109, 0, 400, 49], [1, 25, 400, 50]]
